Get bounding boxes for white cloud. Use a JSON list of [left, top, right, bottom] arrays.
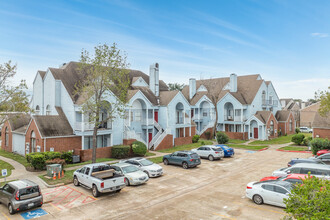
[[311, 33, 329, 38]]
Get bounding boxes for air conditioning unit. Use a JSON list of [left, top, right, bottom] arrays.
[[227, 116, 233, 120]]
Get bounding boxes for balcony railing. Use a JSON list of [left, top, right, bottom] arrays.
[[224, 115, 246, 122], [262, 100, 278, 107], [75, 121, 112, 131], [141, 118, 154, 126]]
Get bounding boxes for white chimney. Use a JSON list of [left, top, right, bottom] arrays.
[[230, 73, 237, 92], [149, 63, 159, 96], [189, 78, 196, 99]]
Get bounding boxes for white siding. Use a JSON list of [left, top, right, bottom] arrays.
[[43, 70, 56, 115], [33, 73, 44, 113], [12, 133, 25, 156]]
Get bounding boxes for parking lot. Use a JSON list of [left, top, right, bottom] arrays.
[[0, 146, 311, 220]]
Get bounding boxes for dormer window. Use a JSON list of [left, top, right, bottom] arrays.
[[35, 105, 40, 115], [46, 105, 51, 115]]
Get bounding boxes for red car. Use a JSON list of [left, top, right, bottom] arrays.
[[259, 174, 309, 184], [317, 149, 330, 156]]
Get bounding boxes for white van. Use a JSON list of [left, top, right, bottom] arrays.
[[272, 163, 330, 180]]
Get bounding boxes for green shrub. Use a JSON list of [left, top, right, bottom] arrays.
[[295, 128, 300, 134], [216, 132, 229, 144], [29, 154, 46, 170], [303, 136, 313, 146], [112, 145, 130, 159], [61, 151, 73, 164], [132, 141, 147, 156], [311, 138, 330, 155], [291, 134, 305, 145], [284, 174, 330, 219], [44, 151, 61, 160], [200, 141, 205, 145], [204, 131, 211, 140], [192, 135, 200, 143]]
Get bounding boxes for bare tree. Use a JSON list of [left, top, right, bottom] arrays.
[[0, 61, 29, 125], [75, 43, 130, 163]]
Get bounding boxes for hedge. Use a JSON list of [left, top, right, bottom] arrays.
[[132, 141, 147, 156], [311, 138, 330, 155], [216, 132, 229, 144], [111, 145, 130, 159], [26, 151, 73, 170], [192, 135, 200, 143], [291, 134, 305, 145]]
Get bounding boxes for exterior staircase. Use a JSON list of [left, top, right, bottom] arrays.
[[198, 120, 215, 135], [124, 123, 147, 146], [148, 121, 170, 150]]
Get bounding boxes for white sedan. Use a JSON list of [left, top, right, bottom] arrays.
[[246, 180, 292, 208], [121, 157, 163, 177], [111, 163, 149, 186], [191, 145, 224, 161]]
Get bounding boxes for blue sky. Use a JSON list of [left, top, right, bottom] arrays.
[[1, 0, 330, 100]]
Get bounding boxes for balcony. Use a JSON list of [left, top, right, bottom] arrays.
[[75, 121, 112, 131], [224, 115, 246, 122], [262, 100, 278, 107]]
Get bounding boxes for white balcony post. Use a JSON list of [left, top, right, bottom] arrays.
[[241, 108, 243, 121], [146, 106, 149, 144], [129, 109, 131, 126], [82, 113, 85, 132], [81, 135, 84, 150]]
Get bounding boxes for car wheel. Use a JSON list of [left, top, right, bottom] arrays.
[[208, 155, 214, 161], [125, 178, 130, 186], [73, 176, 80, 186], [92, 184, 100, 197], [8, 204, 15, 215], [253, 194, 263, 205], [163, 159, 169, 165], [144, 171, 150, 177], [115, 189, 121, 193], [182, 162, 188, 169]]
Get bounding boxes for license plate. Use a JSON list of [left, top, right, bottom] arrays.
[[28, 203, 34, 208]]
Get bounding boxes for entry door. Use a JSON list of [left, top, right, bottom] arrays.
[[254, 127, 258, 139], [148, 133, 152, 143], [154, 111, 158, 122]]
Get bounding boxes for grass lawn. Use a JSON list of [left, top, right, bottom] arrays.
[[228, 139, 248, 144], [39, 169, 75, 186], [279, 146, 309, 151], [64, 158, 116, 168], [0, 160, 14, 179], [145, 152, 156, 157], [0, 149, 30, 167], [158, 140, 213, 153], [249, 133, 313, 145], [148, 156, 163, 164], [227, 144, 268, 151]]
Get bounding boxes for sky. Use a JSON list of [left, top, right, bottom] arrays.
[[1, 0, 330, 100]]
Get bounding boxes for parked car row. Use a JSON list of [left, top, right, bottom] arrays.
[[246, 153, 330, 208]]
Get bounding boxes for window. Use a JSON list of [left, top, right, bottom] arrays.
[[85, 167, 90, 175], [285, 179, 302, 184], [46, 105, 51, 115], [274, 186, 288, 194], [203, 110, 208, 117], [134, 111, 141, 122], [30, 131, 36, 153], [80, 167, 86, 173], [5, 127, 9, 147], [35, 105, 40, 115], [262, 184, 275, 192], [198, 147, 204, 151], [262, 91, 266, 105], [270, 120, 274, 136], [204, 147, 210, 151], [3, 184, 15, 194], [289, 168, 300, 173], [289, 119, 293, 131]]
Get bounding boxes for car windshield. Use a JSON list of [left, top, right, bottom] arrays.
[[212, 148, 223, 151], [190, 153, 199, 159], [140, 159, 153, 166], [122, 166, 139, 174]]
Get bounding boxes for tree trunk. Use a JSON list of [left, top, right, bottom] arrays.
[[92, 125, 98, 163], [212, 105, 219, 139]]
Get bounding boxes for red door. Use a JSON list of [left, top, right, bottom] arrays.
[[254, 127, 258, 139], [148, 133, 152, 143], [154, 111, 158, 122]]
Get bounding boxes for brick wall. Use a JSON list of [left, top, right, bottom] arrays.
[[77, 146, 113, 162], [1, 120, 12, 152], [266, 113, 279, 139], [174, 136, 192, 146], [123, 139, 137, 146], [313, 128, 330, 139], [156, 134, 173, 151], [45, 136, 81, 152], [25, 119, 43, 153], [224, 132, 248, 140], [278, 113, 295, 136], [200, 128, 213, 139]]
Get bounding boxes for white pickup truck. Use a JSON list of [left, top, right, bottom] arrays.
[[73, 163, 126, 197]]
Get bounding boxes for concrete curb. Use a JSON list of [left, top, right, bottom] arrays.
[[276, 149, 312, 153], [258, 147, 269, 151], [37, 175, 66, 188]]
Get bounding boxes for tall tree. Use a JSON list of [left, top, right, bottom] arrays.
[[318, 86, 330, 117], [168, 83, 185, 91], [75, 43, 130, 163], [0, 61, 29, 125]]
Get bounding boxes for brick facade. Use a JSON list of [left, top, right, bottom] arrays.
[[123, 139, 137, 146], [1, 120, 12, 152], [278, 113, 295, 136], [156, 134, 173, 151], [265, 113, 279, 139], [174, 136, 192, 146], [75, 146, 113, 162], [224, 131, 248, 140], [313, 128, 330, 139], [200, 128, 213, 139]]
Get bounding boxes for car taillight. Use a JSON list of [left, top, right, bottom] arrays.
[[246, 186, 252, 189], [124, 178, 126, 183], [190, 159, 193, 161], [15, 191, 20, 201], [287, 164, 291, 167], [38, 186, 42, 196], [100, 182, 104, 188]]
